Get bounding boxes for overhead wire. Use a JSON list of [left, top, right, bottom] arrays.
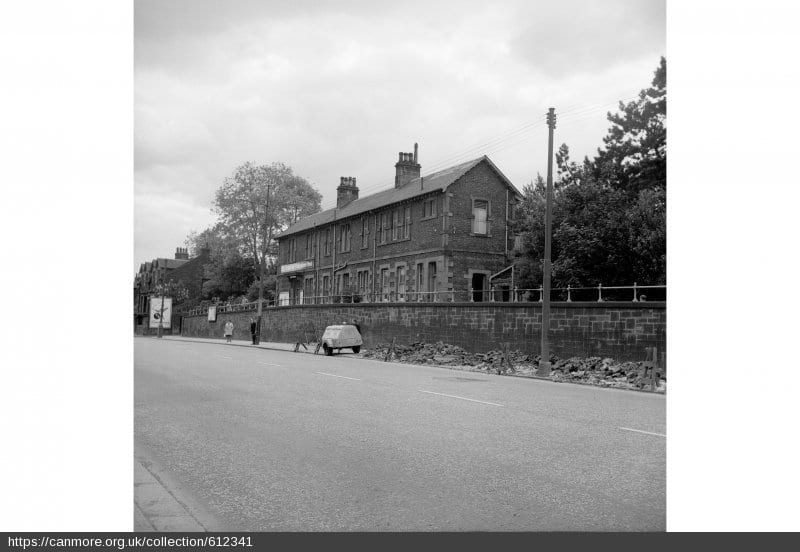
[[316, 96, 641, 210]]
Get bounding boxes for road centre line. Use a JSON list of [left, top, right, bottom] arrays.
[[215, 355, 232, 360], [618, 427, 666, 437], [315, 372, 361, 381], [258, 361, 282, 367], [418, 390, 504, 407]]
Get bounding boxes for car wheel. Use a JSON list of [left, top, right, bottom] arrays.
[[323, 344, 332, 356], [352, 346, 360, 354]]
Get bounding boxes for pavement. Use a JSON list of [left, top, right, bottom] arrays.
[[155, 334, 307, 353], [134, 442, 224, 532], [134, 335, 666, 531]]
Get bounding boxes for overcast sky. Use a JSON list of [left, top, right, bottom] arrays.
[[134, 0, 664, 272]]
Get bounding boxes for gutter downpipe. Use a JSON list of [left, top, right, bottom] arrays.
[[505, 188, 509, 257], [372, 212, 377, 302], [332, 210, 337, 300]]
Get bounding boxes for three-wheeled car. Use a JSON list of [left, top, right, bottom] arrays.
[[320, 324, 363, 356]]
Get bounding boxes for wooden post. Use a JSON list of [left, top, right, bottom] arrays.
[[385, 337, 396, 362], [651, 346, 658, 391], [537, 107, 556, 377]]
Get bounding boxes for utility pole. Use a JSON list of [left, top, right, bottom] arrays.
[[256, 181, 270, 324], [537, 107, 556, 376]]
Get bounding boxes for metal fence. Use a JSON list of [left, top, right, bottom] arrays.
[[174, 283, 665, 315], [511, 283, 666, 303]]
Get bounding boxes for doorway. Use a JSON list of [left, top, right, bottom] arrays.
[[472, 273, 487, 302]]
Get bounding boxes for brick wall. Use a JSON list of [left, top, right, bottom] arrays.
[[180, 302, 665, 361], [447, 161, 513, 253], [276, 158, 519, 301], [167, 248, 210, 300]]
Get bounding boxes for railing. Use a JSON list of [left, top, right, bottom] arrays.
[[510, 283, 666, 303], [174, 283, 665, 315], [293, 291, 458, 305], [178, 299, 277, 317]]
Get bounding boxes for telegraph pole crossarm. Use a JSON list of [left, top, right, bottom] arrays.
[[537, 107, 556, 376]]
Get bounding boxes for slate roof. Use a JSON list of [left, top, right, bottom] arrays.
[[276, 155, 520, 239], [158, 258, 189, 269], [139, 258, 189, 273]]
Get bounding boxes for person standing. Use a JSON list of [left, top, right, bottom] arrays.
[[224, 319, 234, 343], [249, 317, 258, 345]]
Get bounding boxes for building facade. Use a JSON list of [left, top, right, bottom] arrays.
[[133, 246, 210, 326], [275, 146, 522, 305]]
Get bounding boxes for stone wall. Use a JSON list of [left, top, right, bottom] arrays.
[[180, 302, 665, 361]]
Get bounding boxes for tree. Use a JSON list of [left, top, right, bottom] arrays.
[[594, 56, 666, 194], [186, 224, 256, 301], [185, 225, 228, 258], [513, 58, 666, 294], [212, 162, 321, 316]]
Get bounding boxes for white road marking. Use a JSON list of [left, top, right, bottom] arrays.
[[418, 390, 504, 407], [258, 361, 281, 367], [619, 427, 666, 437], [216, 356, 232, 360], [315, 372, 361, 381]]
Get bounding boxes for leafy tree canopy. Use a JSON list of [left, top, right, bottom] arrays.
[[514, 57, 666, 294], [198, 162, 321, 307]]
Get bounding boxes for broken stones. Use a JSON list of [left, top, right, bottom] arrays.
[[359, 340, 666, 393]]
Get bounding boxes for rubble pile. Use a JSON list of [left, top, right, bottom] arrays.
[[361, 341, 478, 366], [359, 342, 665, 393], [549, 357, 665, 391]]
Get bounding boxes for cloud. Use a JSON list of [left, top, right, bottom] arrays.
[[134, 0, 665, 269], [509, 0, 665, 77], [134, 190, 216, 272]]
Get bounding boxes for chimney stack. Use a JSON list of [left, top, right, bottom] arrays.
[[336, 176, 359, 208], [395, 143, 421, 188], [175, 247, 189, 260]]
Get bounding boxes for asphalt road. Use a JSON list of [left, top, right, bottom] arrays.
[[134, 337, 666, 531]]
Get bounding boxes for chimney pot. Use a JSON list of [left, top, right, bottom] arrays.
[[394, 143, 422, 188], [337, 174, 359, 208]]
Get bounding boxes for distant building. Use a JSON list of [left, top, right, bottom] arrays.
[[133, 246, 210, 327], [275, 145, 522, 305]]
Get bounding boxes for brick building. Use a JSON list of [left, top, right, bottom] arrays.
[[275, 145, 522, 305], [133, 246, 211, 326]]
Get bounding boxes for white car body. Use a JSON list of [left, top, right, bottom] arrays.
[[321, 325, 363, 354]]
